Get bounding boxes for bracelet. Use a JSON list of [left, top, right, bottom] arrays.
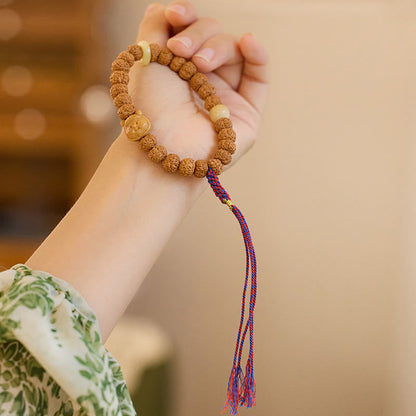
[[109, 40, 258, 415], [109, 40, 237, 178]]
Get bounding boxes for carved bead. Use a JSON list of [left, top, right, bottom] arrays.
[[110, 71, 129, 85], [169, 56, 186, 72], [110, 83, 128, 99], [178, 158, 195, 176], [139, 134, 157, 151], [207, 158, 223, 175], [113, 93, 132, 108], [198, 83, 216, 100], [194, 159, 208, 178], [218, 139, 236, 154], [127, 44, 143, 61], [218, 128, 236, 142], [148, 144, 167, 163], [205, 95, 222, 111], [190, 72, 208, 91], [150, 43, 162, 62], [162, 153, 180, 173], [209, 104, 230, 123], [117, 51, 135, 66], [117, 104, 136, 120], [179, 61, 197, 80], [214, 117, 232, 133], [158, 47, 174, 65], [214, 149, 232, 165], [112, 58, 131, 72], [124, 113, 151, 140]]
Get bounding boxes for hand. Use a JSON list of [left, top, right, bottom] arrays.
[[114, 0, 270, 176]]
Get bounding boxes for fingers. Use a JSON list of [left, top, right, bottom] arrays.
[[136, 3, 170, 45], [164, 1, 198, 35], [166, 16, 223, 59], [237, 32, 270, 116]]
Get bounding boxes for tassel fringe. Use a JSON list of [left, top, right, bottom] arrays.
[[206, 167, 258, 415]]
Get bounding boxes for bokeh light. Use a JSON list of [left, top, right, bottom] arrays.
[[14, 109, 46, 140], [1, 66, 33, 97]]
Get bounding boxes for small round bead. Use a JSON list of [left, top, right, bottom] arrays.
[[148, 144, 167, 163], [150, 43, 162, 62], [158, 47, 174, 65], [110, 71, 129, 85], [117, 104, 136, 120], [218, 128, 236, 142], [198, 83, 216, 100], [214, 117, 233, 133], [117, 51, 135, 66], [162, 153, 181, 173], [218, 139, 236, 154], [169, 56, 186, 72], [179, 61, 197, 80], [113, 92, 132, 108], [209, 104, 230, 123], [207, 158, 223, 175], [112, 58, 131, 72], [139, 134, 157, 151], [194, 159, 209, 178], [127, 44, 143, 61], [178, 158, 195, 176], [214, 149, 232, 165], [110, 83, 128, 99], [190, 72, 208, 91], [205, 95, 222, 111]]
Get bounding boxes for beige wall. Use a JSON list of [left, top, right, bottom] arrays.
[[107, 1, 416, 415]]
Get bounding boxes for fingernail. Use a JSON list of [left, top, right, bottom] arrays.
[[167, 4, 186, 15], [194, 48, 215, 62], [172, 36, 192, 48]]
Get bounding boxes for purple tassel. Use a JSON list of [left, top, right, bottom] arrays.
[[206, 167, 258, 415]]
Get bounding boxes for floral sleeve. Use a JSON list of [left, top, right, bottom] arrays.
[[0, 263, 137, 416]]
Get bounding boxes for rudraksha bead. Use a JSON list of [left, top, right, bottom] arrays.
[[179, 61, 197, 80], [214, 117, 232, 133], [110, 71, 129, 85], [113, 93, 133, 108], [218, 128, 236, 142], [179, 158, 195, 176], [207, 158, 223, 175], [148, 144, 167, 163], [117, 51, 135, 66], [214, 149, 232, 165], [194, 159, 209, 178], [205, 95, 222, 111], [169, 56, 186, 72], [218, 139, 236, 154], [198, 83, 216, 100], [117, 104, 136, 120], [190, 72, 208, 91], [112, 59, 131, 72], [110, 83, 128, 99], [127, 44, 143, 60], [158, 47, 174, 65], [162, 153, 180, 173], [150, 43, 162, 62], [139, 134, 157, 151]]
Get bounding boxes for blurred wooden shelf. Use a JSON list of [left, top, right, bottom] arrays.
[[0, 238, 40, 268]]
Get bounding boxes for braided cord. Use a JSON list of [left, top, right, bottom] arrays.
[[206, 167, 258, 415]]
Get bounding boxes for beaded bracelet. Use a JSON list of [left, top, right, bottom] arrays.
[[110, 40, 258, 415]]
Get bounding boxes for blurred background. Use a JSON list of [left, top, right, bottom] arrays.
[[1, 0, 415, 415]]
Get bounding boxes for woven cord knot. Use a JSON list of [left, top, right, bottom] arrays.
[[206, 167, 258, 415]]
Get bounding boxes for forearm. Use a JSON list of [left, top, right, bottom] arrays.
[[25, 131, 209, 342]]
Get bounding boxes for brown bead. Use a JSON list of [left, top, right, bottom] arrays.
[[205, 95, 222, 111], [194, 159, 208, 178], [218, 128, 236, 142], [158, 47, 174, 65], [117, 51, 135, 66], [150, 43, 162, 62], [179, 61, 197, 80], [148, 144, 167, 163], [198, 83, 216, 100], [218, 139, 236, 154], [127, 44, 143, 61], [214, 117, 233, 133], [113, 92, 132, 108], [190, 72, 208, 92], [139, 134, 157, 151], [162, 153, 181, 173], [110, 83, 128, 99], [112, 58, 131, 72], [110, 71, 129, 85], [117, 104, 136, 120], [169, 56, 186, 72], [207, 158, 223, 175], [214, 149, 232, 165], [178, 158, 195, 176]]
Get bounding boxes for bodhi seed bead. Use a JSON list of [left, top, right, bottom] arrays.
[[214, 149, 232, 165], [158, 47, 174, 65], [113, 93, 132, 108], [117, 104, 136, 120], [218, 139, 236, 154], [110, 83, 128, 99], [198, 83, 216, 100], [190, 72, 208, 91], [169, 56, 186, 72], [209, 104, 230, 122], [127, 44, 143, 61], [179, 61, 197, 80], [110, 71, 129, 85], [162, 153, 180, 173], [205, 95, 222, 111], [214, 117, 233, 133], [112, 59, 131, 72], [117, 51, 135, 66], [148, 144, 167, 163], [218, 128, 236, 142], [139, 134, 157, 151], [194, 159, 209, 178], [207, 158, 223, 175], [179, 158, 196, 176], [150, 43, 162, 62]]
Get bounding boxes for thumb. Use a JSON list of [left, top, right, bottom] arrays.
[[136, 3, 170, 46]]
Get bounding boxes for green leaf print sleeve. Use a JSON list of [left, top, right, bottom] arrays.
[[0, 263, 137, 416]]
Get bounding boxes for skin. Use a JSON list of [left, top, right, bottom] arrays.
[[25, 0, 270, 343]]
